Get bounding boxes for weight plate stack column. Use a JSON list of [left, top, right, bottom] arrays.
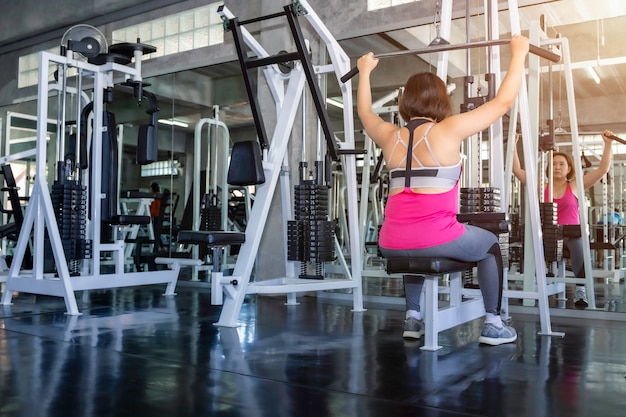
[[459, 187, 510, 277], [49, 180, 91, 274], [287, 183, 336, 279], [540, 201, 563, 264]]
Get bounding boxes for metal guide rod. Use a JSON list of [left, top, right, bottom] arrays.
[[340, 39, 561, 83]]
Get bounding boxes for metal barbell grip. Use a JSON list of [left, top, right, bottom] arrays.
[[340, 39, 561, 83], [607, 134, 626, 146]]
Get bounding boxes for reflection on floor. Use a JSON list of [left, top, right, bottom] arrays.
[[1, 285, 626, 417]]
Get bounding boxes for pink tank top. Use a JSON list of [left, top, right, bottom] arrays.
[[545, 183, 579, 225], [379, 182, 465, 250]]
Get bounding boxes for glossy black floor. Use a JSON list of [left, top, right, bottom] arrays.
[[1, 284, 626, 417]]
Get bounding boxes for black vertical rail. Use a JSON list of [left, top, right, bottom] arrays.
[[225, 6, 341, 159], [227, 17, 269, 150], [284, 5, 339, 161]]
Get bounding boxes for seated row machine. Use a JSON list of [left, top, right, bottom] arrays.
[[176, 140, 265, 305]]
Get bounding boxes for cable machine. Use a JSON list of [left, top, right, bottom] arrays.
[[514, 20, 597, 309], [210, 0, 364, 327], [436, 0, 563, 339], [1, 26, 185, 315]]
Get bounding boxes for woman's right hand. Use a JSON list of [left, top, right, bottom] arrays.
[[602, 129, 615, 145], [357, 52, 379, 75], [510, 34, 530, 58]]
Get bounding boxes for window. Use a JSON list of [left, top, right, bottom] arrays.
[[112, 2, 224, 60], [18, 47, 60, 88], [18, 2, 225, 88], [141, 160, 180, 177], [368, 0, 418, 11]]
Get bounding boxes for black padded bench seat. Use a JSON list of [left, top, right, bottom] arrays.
[[177, 230, 245, 246], [386, 257, 476, 275], [109, 214, 151, 226], [384, 256, 481, 351]]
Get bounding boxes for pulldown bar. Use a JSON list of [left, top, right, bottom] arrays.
[[607, 133, 626, 146], [340, 38, 561, 83]]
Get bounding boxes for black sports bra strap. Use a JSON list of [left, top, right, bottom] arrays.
[[404, 118, 431, 188]]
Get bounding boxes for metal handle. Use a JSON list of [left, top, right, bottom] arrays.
[[340, 39, 561, 83]]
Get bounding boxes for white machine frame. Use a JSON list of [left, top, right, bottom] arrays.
[[1, 46, 185, 315], [213, 0, 364, 327]]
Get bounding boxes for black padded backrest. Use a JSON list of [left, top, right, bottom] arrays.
[[137, 124, 157, 165], [227, 140, 265, 186]]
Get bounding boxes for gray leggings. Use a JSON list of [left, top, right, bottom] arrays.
[[564, 237, 585, 278], [380, 225, 504, 315]]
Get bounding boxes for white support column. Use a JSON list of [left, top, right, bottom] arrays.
[[509, 0, 562, 337], [486, 0, 505, 192]]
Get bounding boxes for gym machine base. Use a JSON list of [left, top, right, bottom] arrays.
[[0, 39, 183, 315]]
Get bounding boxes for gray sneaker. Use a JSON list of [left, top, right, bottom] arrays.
[[478, 323, 517, 346], [403, 317, 424, 339], [574, 286, 589, 308]]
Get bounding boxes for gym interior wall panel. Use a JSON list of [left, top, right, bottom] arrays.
[[307, 0, 554, 41], [0, 0, 184, 50], [573, 95, 626, 133]]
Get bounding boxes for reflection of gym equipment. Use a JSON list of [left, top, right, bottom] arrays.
[[2, 297, 179, 416], [0, 164, 33, 273], [0, 25, 183, 315], [508, 22, 598, 309]]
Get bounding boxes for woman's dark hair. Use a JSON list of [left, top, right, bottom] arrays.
[[549, 152, 576, 181], [151, 182, 160, 193], [398, 72, 453, 122]]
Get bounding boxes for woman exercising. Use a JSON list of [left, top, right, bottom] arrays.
[[512, 131, 614, 307], [357, 35, 529, 346]]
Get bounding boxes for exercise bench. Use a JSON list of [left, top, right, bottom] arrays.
[[177, 230, 245, 304], [386, 257, 484, 351], [173, 140, 265, 304]]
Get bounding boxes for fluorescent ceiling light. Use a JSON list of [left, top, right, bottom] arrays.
[[158, 118, 189, 128], [586, 67, 601, 84], [326, 97, 344, 109]]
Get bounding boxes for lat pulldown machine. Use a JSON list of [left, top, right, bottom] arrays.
[[201, 0, 364, 327]]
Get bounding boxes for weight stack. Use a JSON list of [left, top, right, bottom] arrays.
[[457, 187, 509, 267], [49, 180, 91, 274], [460, 187, 501, 213], [200, 193, 221, 231], [509, 211, 521, 243], [287, 183, 336, 279], [540, 202, 563, 262]]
